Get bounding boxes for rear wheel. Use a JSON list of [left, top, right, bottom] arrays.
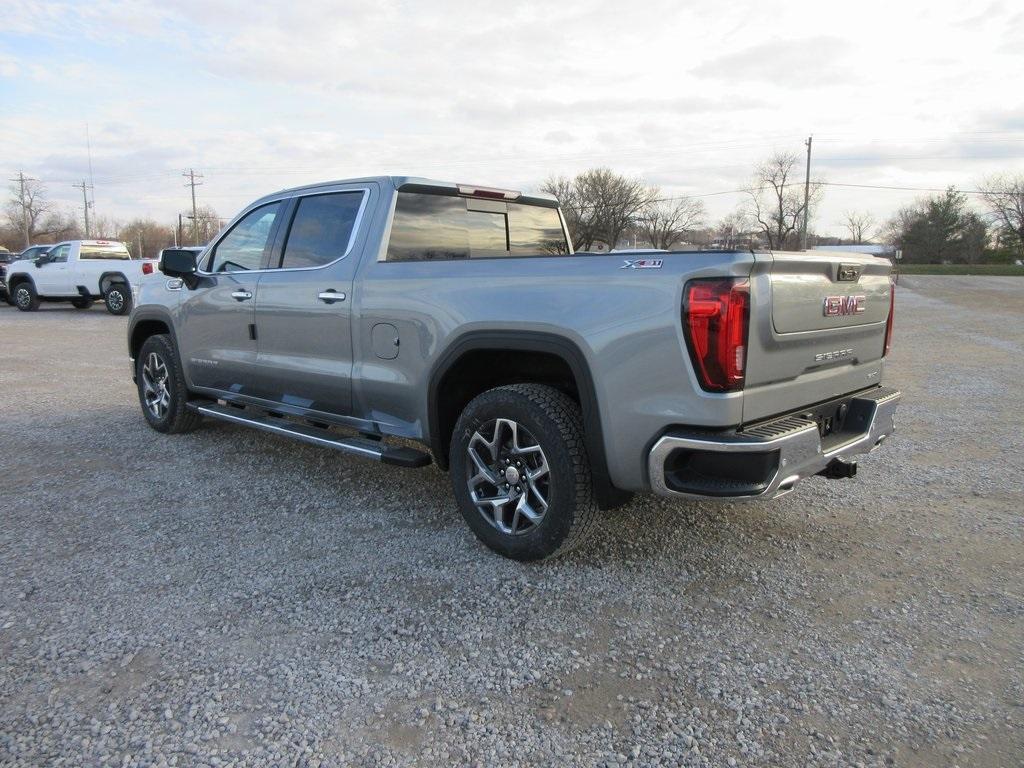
[[449, 383, 598, 561], [104, 284, 131, 315], [13, 283, 39, 312], [136, 334, 203, 434], [71, 297, 92, 310]]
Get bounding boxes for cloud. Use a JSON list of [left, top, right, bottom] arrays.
[[691, 36, 852, 86]]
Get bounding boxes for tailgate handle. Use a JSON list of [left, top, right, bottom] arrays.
[[837, 263, 862, 282]]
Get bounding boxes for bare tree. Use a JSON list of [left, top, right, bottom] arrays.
[[38, 211, 83, 242], [189, 205, 224, 245], [637, 195, 706, 249], [842, 210, 875, 244], [583, 168, 656, 249], [979, 173, 1024, 259], [5, 178, 52, 245], [713, 210, 751, 249], [541, 168, 655, 251], [119, 218, 177, 259], [745, 152, 822, 250], [540, 175, 596, 250]]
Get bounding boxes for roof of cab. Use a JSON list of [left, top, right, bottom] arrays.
[[254, 176, 558, 206]]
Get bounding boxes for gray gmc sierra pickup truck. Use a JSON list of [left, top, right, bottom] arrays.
[[128, 176, 900, 560]]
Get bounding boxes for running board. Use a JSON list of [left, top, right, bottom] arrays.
[[189, 402, 432, 468]]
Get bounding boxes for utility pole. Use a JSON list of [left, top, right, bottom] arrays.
[[11, 171, 37, 248], [73, 180, 94, 237], [800, 134, 813, 251], [183, 169, 203, 245]]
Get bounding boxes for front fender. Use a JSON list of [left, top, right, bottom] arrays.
[[127, 306, 181, 382]]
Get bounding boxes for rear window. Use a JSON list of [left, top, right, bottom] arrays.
[[80, 243, 131, 260], [385, 192, 568, 262]]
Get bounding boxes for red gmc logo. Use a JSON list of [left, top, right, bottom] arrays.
[[823, 295, 865, 317]]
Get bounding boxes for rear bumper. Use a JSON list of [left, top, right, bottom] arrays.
[[647, 386, 901, 500]]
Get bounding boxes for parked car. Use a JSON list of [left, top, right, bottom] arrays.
[[128, 176, 901, 560], [5, 240, 156, 315], [2, 246, 50, 304], [17, 244, 55, 261]]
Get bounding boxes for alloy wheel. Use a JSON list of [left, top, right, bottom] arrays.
[[141, 352, 171, 420], [465, 418, 551, 535], [15, 287, 31, 309], [107, 289, 125, 312]]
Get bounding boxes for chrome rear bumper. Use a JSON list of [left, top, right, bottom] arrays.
[[648, 387, 901, 500]]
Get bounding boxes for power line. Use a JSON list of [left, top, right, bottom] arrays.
[[819, 181, 998, 195]]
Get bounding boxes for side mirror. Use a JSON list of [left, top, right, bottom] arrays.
[[34, 255, 51, 267], [159, 249, 199, 287]]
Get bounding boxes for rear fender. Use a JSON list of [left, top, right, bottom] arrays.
[[99, 271, 130, 294]]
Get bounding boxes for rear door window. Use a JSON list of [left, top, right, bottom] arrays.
[[278, 192, 364, 269], [385, 192, 568, 262]]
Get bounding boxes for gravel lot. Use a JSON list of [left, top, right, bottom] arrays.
[[1, 276, 1021, 768]]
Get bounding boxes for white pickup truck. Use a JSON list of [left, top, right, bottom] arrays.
[[5, 240, 156, 315]]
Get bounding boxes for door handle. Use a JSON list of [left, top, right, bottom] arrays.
[[318, 290, 346, 304], [231, 290, 253, 301]]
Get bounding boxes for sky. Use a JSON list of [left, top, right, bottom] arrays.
[[2, 0, 1023, 238]]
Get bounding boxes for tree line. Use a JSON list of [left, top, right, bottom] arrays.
[[5, 160, 1024, 263], [1, 179, 222, 259], [544, 156, 1024, 263]]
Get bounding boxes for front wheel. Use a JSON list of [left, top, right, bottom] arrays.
[[13, 283, 39, 312], [104, 284, 131, 315], [136, 334, 203, 434], [449, 383, 598, 561]]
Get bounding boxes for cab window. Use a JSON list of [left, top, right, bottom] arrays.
[[278, 192, 363, 269], [208, 202, 281, 273], [47, 245, 70, 263]]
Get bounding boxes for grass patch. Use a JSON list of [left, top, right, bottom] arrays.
[[896, 264, 1024, 276]]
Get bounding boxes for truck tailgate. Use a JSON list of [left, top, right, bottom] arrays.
[[742, 250, 893, 424]]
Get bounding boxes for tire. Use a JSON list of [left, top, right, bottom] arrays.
[[136, 334, 203, 434], [71, 297, 92, 310], [449, 383, 598, 561], [13, 282, 39, 312], [104, 284, 131, 315]]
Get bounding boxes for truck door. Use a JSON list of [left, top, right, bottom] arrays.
[[176, 201, 284, 396], [251, 188, 369, 417], [33, 243, 72, 295]]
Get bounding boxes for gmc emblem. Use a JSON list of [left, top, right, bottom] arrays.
[[823, 295, 866, 316]]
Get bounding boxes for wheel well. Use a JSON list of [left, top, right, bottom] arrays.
[[130, 320, 170, 360], [7, 274, 31, 291], [100, 272, 128, 293], [433, 349, 579, 470]]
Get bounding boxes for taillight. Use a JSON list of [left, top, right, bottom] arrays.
[[683, 278, 750, 392], [883, 279, 895, 357], [142, 261, 154, 275]]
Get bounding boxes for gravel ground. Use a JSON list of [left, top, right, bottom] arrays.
[[0, 276, 1021, 768]]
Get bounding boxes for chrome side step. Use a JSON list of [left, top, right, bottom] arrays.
[[189, 402, 432, 468]]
